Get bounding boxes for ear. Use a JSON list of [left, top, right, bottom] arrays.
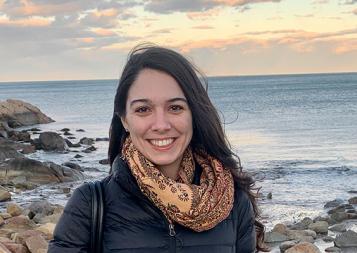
[[120, 116, 129, 131]]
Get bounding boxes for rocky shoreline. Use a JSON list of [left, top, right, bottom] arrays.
[[0, 99, 356, 253]]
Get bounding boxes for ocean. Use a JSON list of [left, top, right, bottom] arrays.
[[1, 72, 357, 229]]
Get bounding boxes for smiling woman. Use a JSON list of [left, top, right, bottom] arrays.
[[48, 44, 267, 253]]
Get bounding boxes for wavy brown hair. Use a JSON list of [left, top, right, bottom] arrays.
[[108, 44, 267, 252]]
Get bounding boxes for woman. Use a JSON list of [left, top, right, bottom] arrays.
[[48, 45, 266, 252]]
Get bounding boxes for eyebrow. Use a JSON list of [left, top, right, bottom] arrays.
[[130, 97, 188, 107]]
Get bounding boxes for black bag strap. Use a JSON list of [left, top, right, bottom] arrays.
[[89, 181, 104, 253]]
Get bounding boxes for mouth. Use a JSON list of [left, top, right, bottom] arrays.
[[148, 138, 176, 149]]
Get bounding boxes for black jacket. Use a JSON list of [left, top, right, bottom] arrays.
[[48, 157, 256, 253]]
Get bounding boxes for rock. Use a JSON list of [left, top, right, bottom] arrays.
[[1, 215, 36, 231], [38, 132, 68, 151], [37, 213, 61, 224], [290, 217, 313, 230], [27, 200, 54, 218], [1, 242, 28, 253], [308, 221, 328, 234], [279, 240, 297, 252], [95, 137, 109, 141], [99, 158, 109, 165], [324, 246, 341, 252], [267, 192, 272, 199], [334, 230, 357, 247], [7, 203, 22, 217], [0, 99, 54, 128], [348, 196, 357, 204], [35, 223, 55, 239], [0, 146, 24, 162], [0, 213, 11, 220], [328, 206, 345, 215], [347, 213, 357, 219], [82, 146, 96, 153], [76, 129, 85, 132], [29, 128, 41, 132], [285, 242, 321, 253], [62, 162, 82, 172], [0, 158, 85, 187], [330, 212, 349, 222], [79, 137, 94, 145], [63, 131, 73, 136], [13, 230, 44, 245], [329, 223, 347, 232], [25, 235, 48, 253], [74, 154, 83, 159], [272, 223, 288, 235], [0, 187, 11, 202], [0, 242, 12, 253], [286, 230, 317, 240], [20, 145, 36, 154], [60, 128, 70, 132], [65, 139, 81, 148], [324, 199, 344, 208], [62, 187, 70, 194], [323, 235, 334, 242], [264, 231, 289, 243], [8, 131, 31, 142]]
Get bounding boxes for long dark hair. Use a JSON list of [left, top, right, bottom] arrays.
[[108, 44, 267, 251]]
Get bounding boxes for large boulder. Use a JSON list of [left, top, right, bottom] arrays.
[[0, 99, 54, 128], [0, 186, 11, 202], [37, 132, 68, 151], [334, 230, 357, 248], [285, 242, 321, 253], [0, 157, 85, 187]]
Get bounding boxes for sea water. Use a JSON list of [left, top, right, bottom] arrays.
[[1, 72, 357, 229]]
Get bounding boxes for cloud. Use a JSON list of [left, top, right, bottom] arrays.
[[144, 0, 282, 14], [192, 25, 214, 29], [340, 0, 357, 4], [294, 14, 314, 18]]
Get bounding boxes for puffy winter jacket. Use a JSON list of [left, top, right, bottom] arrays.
[[48, 156, 256, 253]]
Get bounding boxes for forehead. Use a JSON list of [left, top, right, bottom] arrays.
[[127, 69, 186, 102]]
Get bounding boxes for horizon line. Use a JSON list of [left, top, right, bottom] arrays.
[[1, 71, 356, 84]]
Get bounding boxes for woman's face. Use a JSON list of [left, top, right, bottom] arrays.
[[121, 68, 193, 172]]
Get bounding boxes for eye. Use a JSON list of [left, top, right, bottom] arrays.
[[169, 105, 184, 112], [134, 106, 150, 114]]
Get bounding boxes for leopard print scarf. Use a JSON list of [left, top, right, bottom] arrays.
[[122, 137, 234, 232]]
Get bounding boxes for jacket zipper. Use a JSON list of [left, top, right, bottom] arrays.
[[168, 222, 176, 236]]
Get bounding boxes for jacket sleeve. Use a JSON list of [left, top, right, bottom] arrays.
[[48, 183, 92, 253], [235, 189, 256, 253]]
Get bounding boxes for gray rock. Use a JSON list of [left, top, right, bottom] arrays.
[[38, 132, 68, 151], [325, 199, 344, 208], [79, 137, 94, 145], [27, 200, 54, 218], [264, 231, 289, 243], [324, 246, 341, 252], [0, 146, 24, 162], [308, 221, 328, 234], [0, 157, 84, 187], [329, 224, 347, 232], [290, 217, 313, 230], [99, 159, 109, 165], [348, 196, 357, 204], [279, 240, 297, 252], [331, 212, 349, 222], [0, 99, 54, 127], [62, 162, 83, 172], [334, 230, 357, 248], [64, 139, 81, 148], [323, 236, 335, 242], [95, 137, 109, 141]]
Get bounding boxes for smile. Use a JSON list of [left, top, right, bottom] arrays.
[[149, 138, 175, 147]]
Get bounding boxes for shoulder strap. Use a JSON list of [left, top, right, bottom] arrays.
[[89, 181, 104, 253]]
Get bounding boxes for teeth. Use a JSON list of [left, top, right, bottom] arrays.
[[150, 138, 174, 147]]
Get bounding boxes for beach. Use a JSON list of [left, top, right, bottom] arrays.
[[1, 72, 357, 252]]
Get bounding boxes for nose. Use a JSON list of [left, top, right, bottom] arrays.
[[151, 110, 171, 132]]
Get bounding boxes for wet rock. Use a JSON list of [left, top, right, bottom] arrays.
[[0, 99, 54, 127], [99, 158, 109, 165], [74, 154, 83, 159], [60, 128, 70, 132], [334, 230, 357, 248], [324, 246, 341, 252], [25, 235, 48, 253], [285, 242, 321, 253], [328, 206, 345, 215], [348, 196, 357, 204], [67, 136, 76, 140], [29, 128, 41, 132], [0, 157, 85, 186], [62, 187, 70, 194], [7, 203, 22, 217], [38, 132, 68, 151], [290, 217, 313, 230], [20, 145, 36, 155], [79, 137, 94, 145], [330, 212, 349, 222], [0, 146, 24, 162], [76, 129, 85, 132], [63, 131, 73, 136], [322, 235, 335, 242], [329, 223, 347, 232], [308, 221, 328, 234], [95, 137, 109, 141], [267, 192, 272, 199], [62, 162, 82, 172], [0, 186, 11, 202], [82, 146, 96, 153], [324, 199, 344, 208], [64, 139, 80, 148]]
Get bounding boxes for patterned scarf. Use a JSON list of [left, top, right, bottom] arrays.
[[122, 137, 234, 232]]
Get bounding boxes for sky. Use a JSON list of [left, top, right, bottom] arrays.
[[0, 0, 356, 82]]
